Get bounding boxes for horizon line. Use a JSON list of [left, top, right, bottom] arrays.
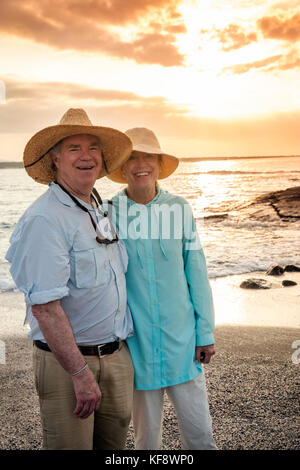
[[1, 154, 300, 166]]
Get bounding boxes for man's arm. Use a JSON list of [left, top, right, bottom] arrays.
[[32, 300, 101, 419]]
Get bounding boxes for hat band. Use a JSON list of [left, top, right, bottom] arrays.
[[24, 147, 54, 168]]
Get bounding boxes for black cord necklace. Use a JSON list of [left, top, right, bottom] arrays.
[[54, 181, 118, 245]]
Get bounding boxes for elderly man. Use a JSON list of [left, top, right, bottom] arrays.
[[5, 109, 134, 450]]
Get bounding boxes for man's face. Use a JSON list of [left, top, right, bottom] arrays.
[[52, 134, 103, 189], [121, 151, 160, 191]]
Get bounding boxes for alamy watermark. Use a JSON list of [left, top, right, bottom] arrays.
[[0, 80, 6, 104], [0, 340, 5, 365], [291, 340, 300, 364], [100, 197, 204, 250]]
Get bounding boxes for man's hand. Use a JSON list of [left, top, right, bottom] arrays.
[[195, 344, 215, 364], [72, 367, 102, 419]]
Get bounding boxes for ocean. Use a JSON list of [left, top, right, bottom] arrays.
[[1, 156, 300, 292]]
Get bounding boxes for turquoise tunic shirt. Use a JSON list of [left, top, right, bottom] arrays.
[[109, 188, 215, 390]]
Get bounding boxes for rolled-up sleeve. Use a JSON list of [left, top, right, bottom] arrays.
[[6, 215, 70, 305], [183, 203, 215, 346]]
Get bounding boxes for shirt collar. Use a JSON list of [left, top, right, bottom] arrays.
[[49, 182, 94, 210], [49, 182, 74, 207]]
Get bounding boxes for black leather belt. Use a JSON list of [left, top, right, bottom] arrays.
[[34, 339, 120, 358]]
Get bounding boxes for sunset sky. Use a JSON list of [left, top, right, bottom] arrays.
[[0, 0, 299, 161]]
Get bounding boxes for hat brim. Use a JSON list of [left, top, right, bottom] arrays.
[[23, 124, 132, 184], [107, 152, 179, 184]]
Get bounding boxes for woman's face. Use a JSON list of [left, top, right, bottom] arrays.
[[121, 151, 161, 191]]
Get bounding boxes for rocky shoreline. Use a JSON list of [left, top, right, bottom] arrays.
[[253, 186, 300, 220], [205, 186, 300, 223], [240, 264, 300, 289]]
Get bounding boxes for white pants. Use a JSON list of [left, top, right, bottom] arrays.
[[133, 373, 217, 450]]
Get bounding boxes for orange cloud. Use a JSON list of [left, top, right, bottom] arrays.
[[266, 50, 300, 71], [222, 50, 300, 74], [1, 77, 299, 159], [222, 54, 282, 74], [2, 0, 181, 26], [200, 24, 257, 52], [257, 12, 300, 41], [50, 0, 180, 25], [6, 79, 142, 102], [0, 0, 185, 66], [214, 24, 257, 51], [6, 79, 190, 117], [1, 76, 299, 151], [1, 76, 188, 134]]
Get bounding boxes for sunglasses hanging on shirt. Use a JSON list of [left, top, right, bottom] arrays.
[[54, 182, 118, 245]]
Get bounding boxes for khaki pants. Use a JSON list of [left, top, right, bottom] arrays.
[[33, 341, 134, 450]]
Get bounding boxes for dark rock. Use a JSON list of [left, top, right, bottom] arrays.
[[282, 280, 298, 287], [266, 265, 284, 276], [204, 213, 228, 221], [240, 279, 272, 289], [254, 186, 300, 219], [284, 264, 300, 272], [234, 186, 300, 220]]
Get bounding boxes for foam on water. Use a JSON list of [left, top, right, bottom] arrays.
[[0, 278, 17, 292], [0, 157, 299, 290]]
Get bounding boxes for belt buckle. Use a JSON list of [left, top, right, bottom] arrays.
[[97, 344, 107, 358]]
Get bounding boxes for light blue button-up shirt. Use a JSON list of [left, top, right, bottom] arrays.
[[109, 188, 215, 390], [5, 183, 133, 345]]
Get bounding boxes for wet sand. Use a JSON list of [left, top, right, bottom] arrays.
[[212, 271, 300, 329], [0, 275, 299, 450]]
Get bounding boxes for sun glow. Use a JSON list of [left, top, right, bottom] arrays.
[[0, 0, 299, 160], [154, 0, 300, 119]]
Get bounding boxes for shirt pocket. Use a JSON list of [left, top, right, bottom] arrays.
[[71, 236, 109, 289]]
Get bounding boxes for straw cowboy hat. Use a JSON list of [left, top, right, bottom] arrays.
[[23, 108, 133, 184], [107, 127, 179, 184]]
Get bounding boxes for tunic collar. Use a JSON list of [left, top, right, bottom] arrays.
[[121, 187, 162, 207]]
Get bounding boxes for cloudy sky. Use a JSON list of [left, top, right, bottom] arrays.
[[0, 0, 299, 160]]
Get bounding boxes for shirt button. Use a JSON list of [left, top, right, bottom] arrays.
[[152, 301, 156, 305], [150, 277, 154, 282], [154, 325, 158, 328], [148, 254, 152, 258]]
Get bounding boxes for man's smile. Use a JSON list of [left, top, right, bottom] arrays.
[[76, 165, 95, 170]]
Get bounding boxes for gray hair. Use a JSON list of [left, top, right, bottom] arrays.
[[50, 140, 62, 171], [52, 140, 63, 158]]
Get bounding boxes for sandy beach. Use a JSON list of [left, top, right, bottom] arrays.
[[0, 272, 299, 450]]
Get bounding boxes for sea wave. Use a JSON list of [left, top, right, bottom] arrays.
[[207, 218, 300, 229], [0, 278, 17, 292], [1, 255, 299, 291], [207, 255, 300, 278], [198, 212, 300, 226], [0, 222, 14, 230], [182, 170, 300, 176]]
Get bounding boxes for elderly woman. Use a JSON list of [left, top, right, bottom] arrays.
[[107, 128, 216, 450]]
